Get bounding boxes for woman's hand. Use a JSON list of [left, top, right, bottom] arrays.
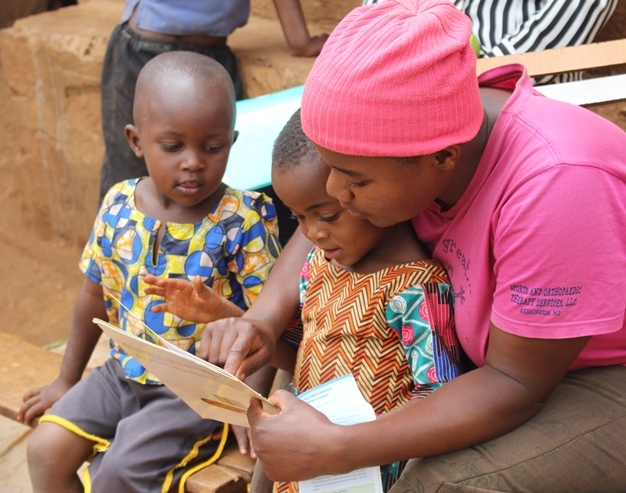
[[248, 390, 343, 482], [195, 229, 309, 378], [197, 317, 278, 380], [243, 327, 592, 482]]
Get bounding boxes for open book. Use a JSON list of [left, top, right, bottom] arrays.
[[93, 318, 280, 427]]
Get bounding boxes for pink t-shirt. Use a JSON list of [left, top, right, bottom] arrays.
[[413, 64, 626, 370]]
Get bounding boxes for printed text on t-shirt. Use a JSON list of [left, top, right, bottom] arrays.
[[509, 284, 582, 316], [440, 238, 472, 303]]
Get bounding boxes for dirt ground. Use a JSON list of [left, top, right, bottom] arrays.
[[0, 193, 85, 348]]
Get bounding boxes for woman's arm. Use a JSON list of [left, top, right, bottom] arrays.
[[198, 229, 312, 379], [246, 323, 590, 481]]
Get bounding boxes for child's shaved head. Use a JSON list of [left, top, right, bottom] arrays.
[[133, 51, 236, 129], [272, 109, 320, 171]]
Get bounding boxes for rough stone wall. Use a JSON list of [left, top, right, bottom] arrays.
[[252, 0, 360, 25], [0, 0, 326, 247], [0, 0, 625, 248], [0, 1, 116, 246]]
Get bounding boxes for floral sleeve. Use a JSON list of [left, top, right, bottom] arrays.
[[386, 282, 463, 396]]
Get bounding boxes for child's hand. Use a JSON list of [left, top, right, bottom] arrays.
[[231, 424, 257, 458], [144, 275, 226, 324], [17, 378, 73, 425]]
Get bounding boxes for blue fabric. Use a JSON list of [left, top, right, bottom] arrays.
[[121, 0, 250, 37]]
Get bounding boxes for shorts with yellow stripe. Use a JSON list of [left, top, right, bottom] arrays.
[[41, 358, 228, 493]]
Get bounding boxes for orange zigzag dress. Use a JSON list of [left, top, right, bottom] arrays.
[[277, 247, 463, 493]]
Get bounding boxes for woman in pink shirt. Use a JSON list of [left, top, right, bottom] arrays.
[[199, 1, 626, 491]]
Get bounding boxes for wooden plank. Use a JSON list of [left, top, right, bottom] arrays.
[[186, 444, 255, 493], [535, 73, 626, 105], [476, 39, 626, 77], [0, 333, 63, 421]]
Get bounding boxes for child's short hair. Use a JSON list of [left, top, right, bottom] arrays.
[[133, 51, 236, 126], [272, 109, 320, 170], [139, 51, 235, 97]]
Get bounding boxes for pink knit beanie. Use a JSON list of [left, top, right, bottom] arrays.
[[301, 0, 483, 157]]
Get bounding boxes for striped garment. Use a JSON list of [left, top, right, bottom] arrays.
[[363, 0, 618, 84], [277, 247, 463, 493]]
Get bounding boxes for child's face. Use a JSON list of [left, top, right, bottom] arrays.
[[273, 156, 385, 267], [126, 76, 236, 209]]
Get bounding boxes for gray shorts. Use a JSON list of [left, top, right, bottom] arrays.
[[44, 358, 226, 493], [390, 365, 626, 493]]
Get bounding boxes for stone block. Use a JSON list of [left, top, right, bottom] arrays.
[[252, 0, 360, 24], [0, 0, 119, 247]]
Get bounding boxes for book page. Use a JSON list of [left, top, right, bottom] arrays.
[[108, 295, 233, 376], [94, 318, 279, 427], [298, 375, 383, 493]]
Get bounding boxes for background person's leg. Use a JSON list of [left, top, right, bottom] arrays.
[[99, 24, 152, 200], [391, 365, 626, 493]]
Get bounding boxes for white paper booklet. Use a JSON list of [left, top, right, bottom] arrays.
[[93, 318, 279, 427], [298, 374, 384, 493]]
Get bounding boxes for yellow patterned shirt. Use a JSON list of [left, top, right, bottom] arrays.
[[80, 179, 281, 384]]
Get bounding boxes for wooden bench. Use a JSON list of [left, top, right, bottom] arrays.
[[0, 333, 65, 422], [0, 332, 255, 493]]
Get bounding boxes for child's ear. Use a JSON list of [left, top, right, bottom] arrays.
[[125, 124, 143, 158], [232, 130, 239, 145], [434, 145, 460, 171]]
